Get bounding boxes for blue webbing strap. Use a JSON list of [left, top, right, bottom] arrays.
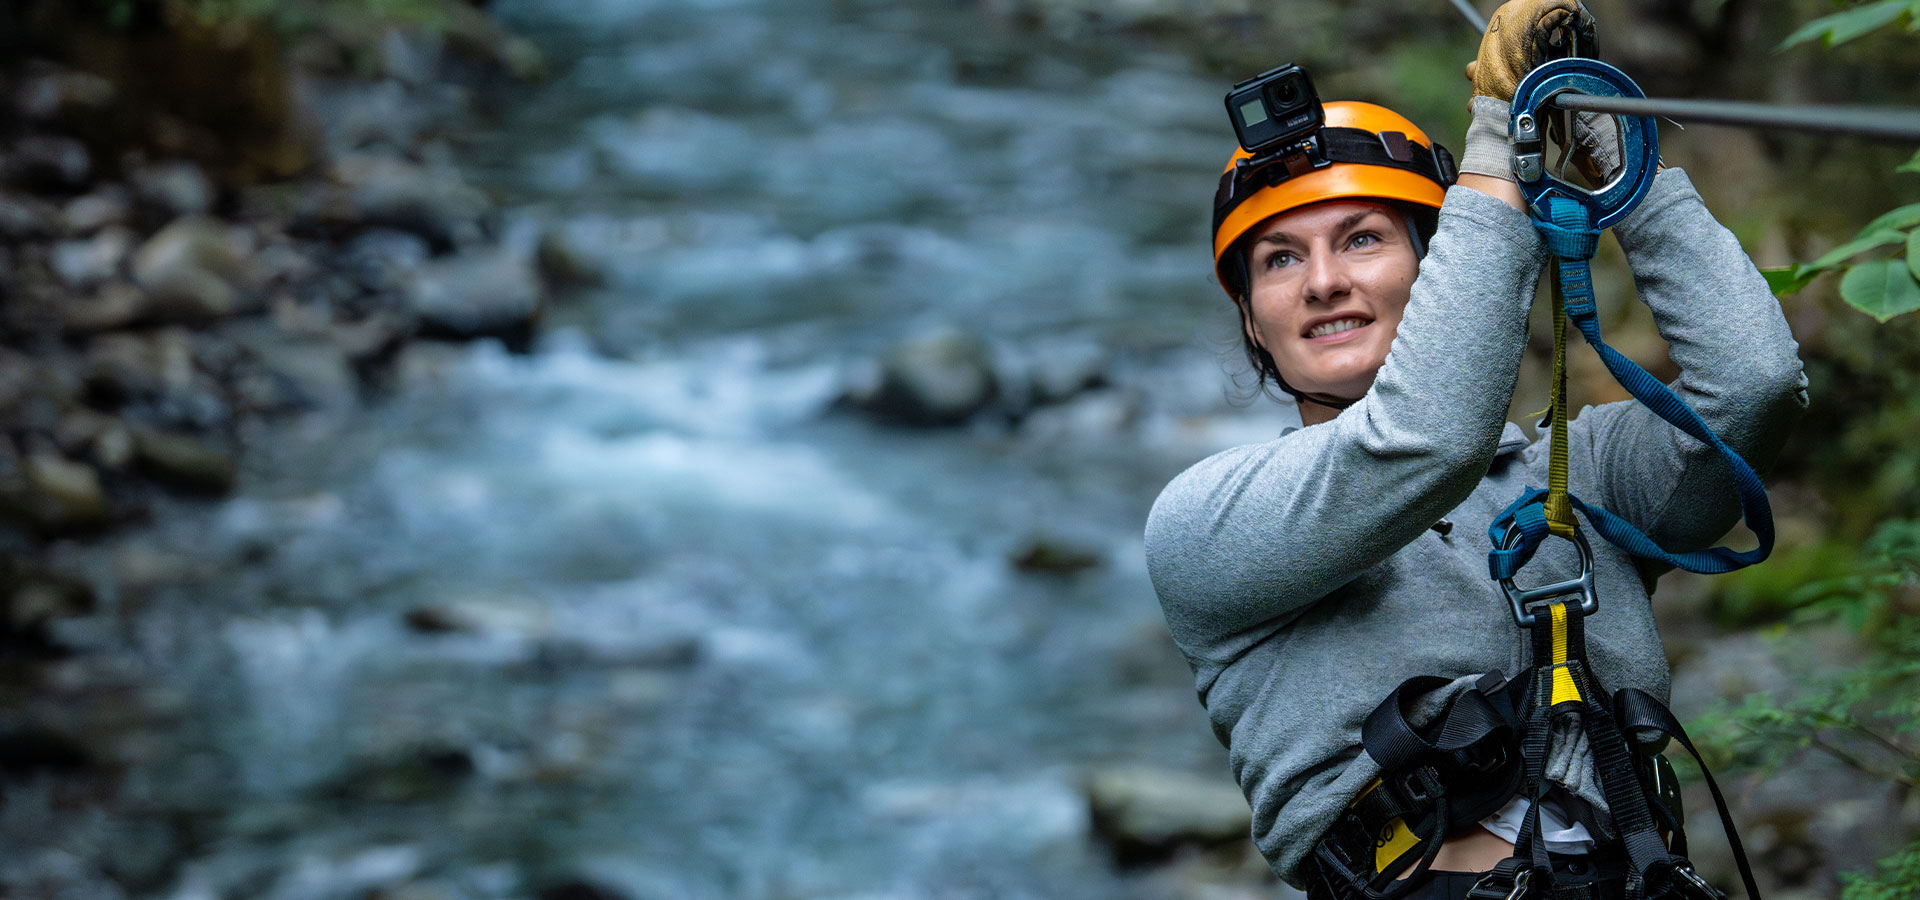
[[1489, 194, 1775, 578]]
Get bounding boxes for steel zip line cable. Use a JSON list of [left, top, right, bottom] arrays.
[[1442, 1, 1920, 142], [1448, 0, 1488, 32]]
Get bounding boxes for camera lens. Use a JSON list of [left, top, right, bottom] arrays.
[[1276, 80, 1298, 104]]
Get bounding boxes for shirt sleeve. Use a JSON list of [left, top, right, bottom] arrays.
[[1145, 185, 1547, 664], [1569, 168, 1809, 568]]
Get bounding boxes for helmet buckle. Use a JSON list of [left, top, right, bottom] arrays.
[[1377, 130, 1413, 163]]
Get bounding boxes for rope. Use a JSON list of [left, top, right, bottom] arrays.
[[1489, 194, 1775, 578]]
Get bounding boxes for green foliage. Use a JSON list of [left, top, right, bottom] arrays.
[[1839, 260, 1920, 320], [1843, 840, 1920, 900], [1766, 203, 1920, 320], [1901, 149, 1920, 174], [1695, 519, 1920, 786], [1779, 0, 1920, 50]]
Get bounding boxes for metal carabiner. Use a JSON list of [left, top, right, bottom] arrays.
[[1496, 522, 1599, 627], [1508, 57, 1660, 230]]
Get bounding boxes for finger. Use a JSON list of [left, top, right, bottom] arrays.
[[1465, 60, 1479, 84]]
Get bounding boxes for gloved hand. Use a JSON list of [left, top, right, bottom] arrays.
[[1548, 110, 1624, 186], [1464, 0, 1597, 102]]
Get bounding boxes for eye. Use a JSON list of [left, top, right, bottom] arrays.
[[1348, 232, 1381, 249], [1263, 249, 1298, 270]]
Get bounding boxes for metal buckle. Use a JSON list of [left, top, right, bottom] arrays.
[[1467, 867, 1531, 900], [1673, 865, 1726, 899], [1496, 521, 1600, 627]]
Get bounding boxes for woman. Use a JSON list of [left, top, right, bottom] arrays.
[[1143, 2, 1808, 898]]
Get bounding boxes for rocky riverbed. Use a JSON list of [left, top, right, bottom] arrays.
[[1, 1, 1912, 898]]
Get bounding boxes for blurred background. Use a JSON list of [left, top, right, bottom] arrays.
[[0, 0, 1916, 898]]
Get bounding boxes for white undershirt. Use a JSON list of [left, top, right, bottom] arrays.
[[1479, 793, 1595, 854]]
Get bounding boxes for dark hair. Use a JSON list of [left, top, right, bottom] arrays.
[[1223, 202, 1437, 405]]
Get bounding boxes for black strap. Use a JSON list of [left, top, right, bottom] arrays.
[[1615, 688, 1765, 900], [1212, 127, 1457, 232]]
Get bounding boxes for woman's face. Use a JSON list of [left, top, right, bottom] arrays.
[[1240, 200, 1420, 405]]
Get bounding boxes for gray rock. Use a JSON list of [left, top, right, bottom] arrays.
[[134, 161, 214, 218], [130, 216, 256, 322], [342, 228, 432, 293], [0, 192, 48, 240], [1030, 341, 1110, 404], [18, 451, 112, 532], [3, 557, 97, 636], [83, 328, 198, 405], [1085, 766, 1251, 862], [61, 188, 133, 235], [858, 327, 999, 426], [49, 227, 135, 291], [1011, 537, 1103, 573], [535, 228, 606, 287], [62, 281, 150, 334], [225, 321, 360, 410], [325, 154, 489, 248], [5, 136, 92, 191], [405, 248, 543, 342], [131, 428, 237, 494], [16, 68, 117, 124]]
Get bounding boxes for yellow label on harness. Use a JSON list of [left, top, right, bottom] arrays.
[[1375, 817, 1421, 873], [1352, 781, 1425, 874]]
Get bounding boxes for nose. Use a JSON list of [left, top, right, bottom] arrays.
[[1302, 248, 1353, 305]]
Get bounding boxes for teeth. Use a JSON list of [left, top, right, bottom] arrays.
[[1308, 318, 1368, 338]]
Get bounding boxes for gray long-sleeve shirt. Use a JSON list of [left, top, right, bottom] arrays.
[[1143, 169, 1808, 887]]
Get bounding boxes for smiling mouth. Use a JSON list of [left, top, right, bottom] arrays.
[[1304, 317, 1371, 339]]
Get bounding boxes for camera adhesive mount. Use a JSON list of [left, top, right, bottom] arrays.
[[1508, 58, 1659, 230]]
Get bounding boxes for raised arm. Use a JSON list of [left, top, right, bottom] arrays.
[[1572, 168, 1809, 559], [1146, 185, 1546, 659]]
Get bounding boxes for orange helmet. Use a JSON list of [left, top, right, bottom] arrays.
[[1211, 101, 1454, 297]]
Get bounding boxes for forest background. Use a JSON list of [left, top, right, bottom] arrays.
[[0, 0, 1917, 898]]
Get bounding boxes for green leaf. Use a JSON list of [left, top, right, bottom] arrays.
[[1761, 265, 1820, 296], [1909, 229, 1920, 280], [1862, 201, 1920, 234], [1900, 149, 1920, 173], [1781, 0, 1913, 49], [1841, 260, 1920, 321], [1804, 229, 1909, 272]]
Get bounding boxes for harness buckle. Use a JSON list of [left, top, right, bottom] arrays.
[[1496, 522, 1600, 626], [1672, 865, 1727, 899], [1467, 867, 1531, 900]]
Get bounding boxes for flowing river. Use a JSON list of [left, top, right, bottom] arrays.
[[21, 0, 1313, 896]]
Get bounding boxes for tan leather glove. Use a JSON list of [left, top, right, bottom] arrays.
[[1464, 0, 1597, 101]]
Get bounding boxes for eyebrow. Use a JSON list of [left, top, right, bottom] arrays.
[[1252, 208, 1389, 247]]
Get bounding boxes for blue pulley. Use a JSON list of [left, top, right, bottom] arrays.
[[1508, 58, 1659, 229]]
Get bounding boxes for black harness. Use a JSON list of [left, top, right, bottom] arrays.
[[1305, 598, 1764, 900]]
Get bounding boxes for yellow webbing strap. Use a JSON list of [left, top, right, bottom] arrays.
[[1548, 601, 1584, 706], [1545, 272, 1577, 539]]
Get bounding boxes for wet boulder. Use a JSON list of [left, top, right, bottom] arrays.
[[61, 187, 133, 235], [3, 136, 92, 192], [2, 556, 97, 641], [13, 449, 113, 533], [83, 329, 198, 407], [851, 327, 999, 426], [48, 226, 136, 291], [131, 428, 238, 494], [130, 216, 259, 323], [321, 154, 489, 249], [405, 248, 544, 346], [62, 281, 150, 335], [535, 227, 607, 288], [133, 160, 215, 219], [1085, 766, 1252, 864]]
